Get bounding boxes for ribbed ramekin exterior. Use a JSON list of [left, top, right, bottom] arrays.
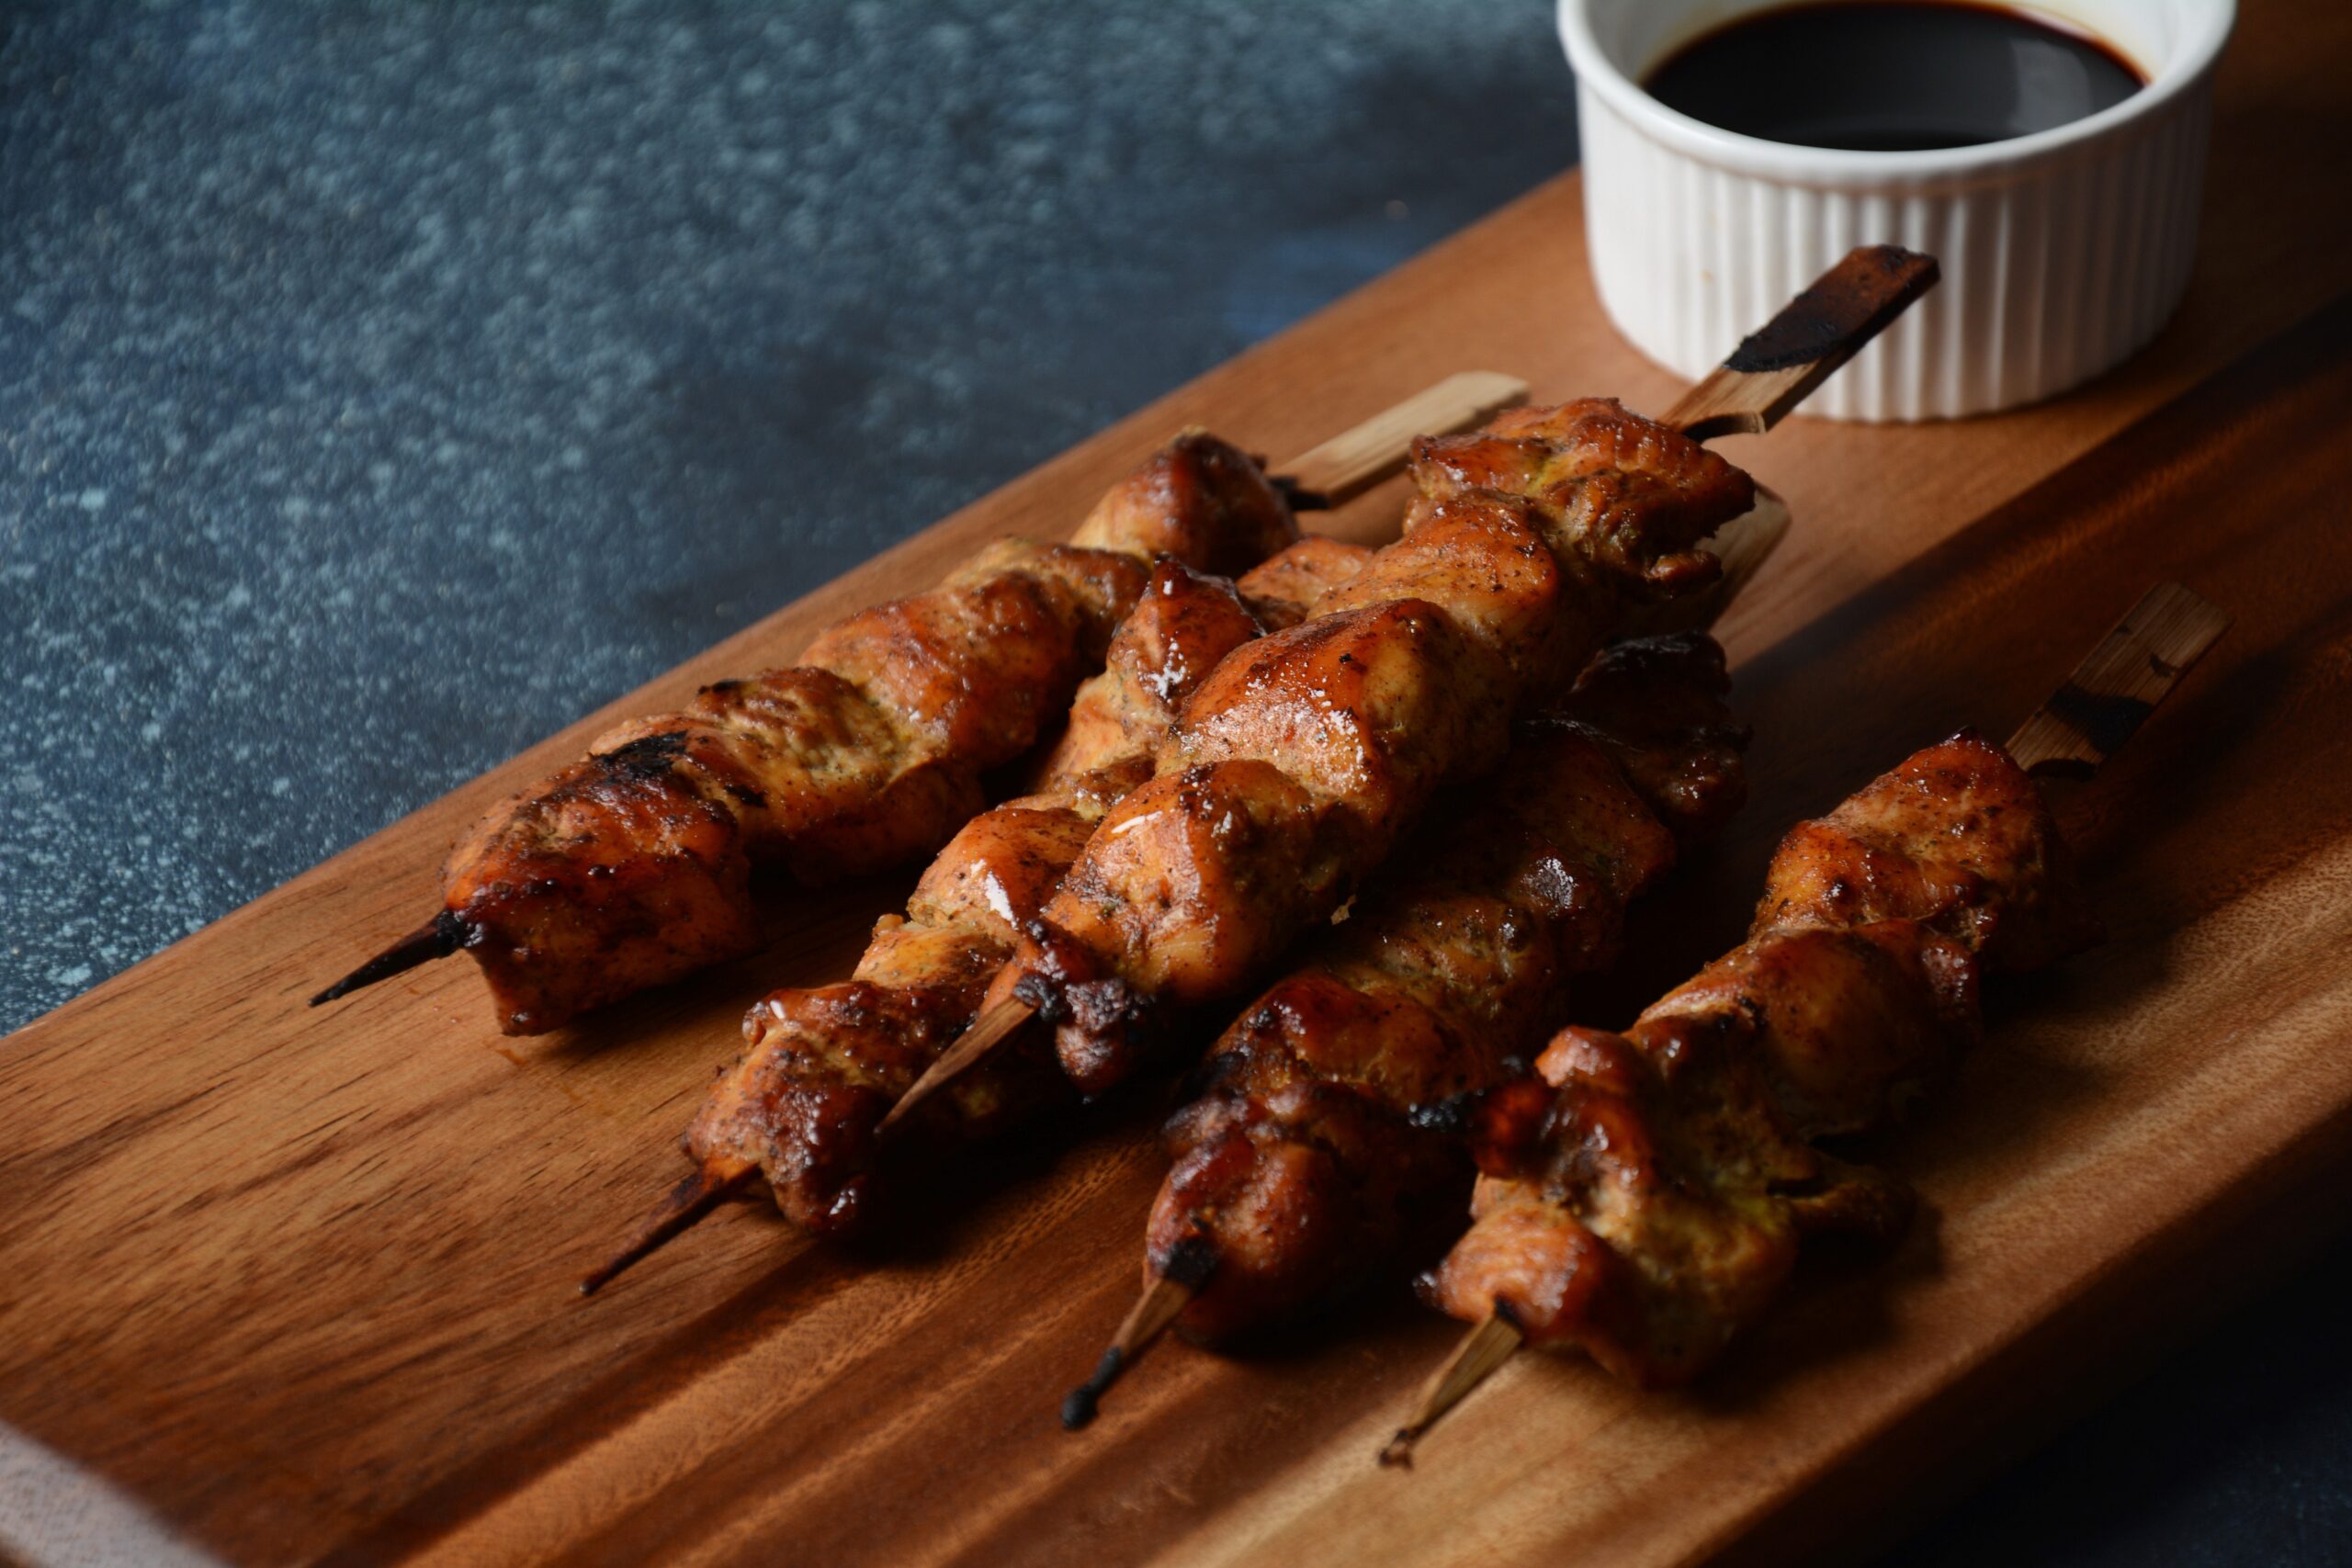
[[1576, 72, 2214, 420]]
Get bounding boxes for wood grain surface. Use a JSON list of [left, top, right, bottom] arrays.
[[4, 4, 2351, 1562]]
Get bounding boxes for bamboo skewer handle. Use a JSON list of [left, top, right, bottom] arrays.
[[1661, 246, 1942, 440], [1282, 370, 1530, 504], [2007, 582, 2232, 776]]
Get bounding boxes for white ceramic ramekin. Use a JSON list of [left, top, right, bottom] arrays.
[[1560, 0, 2234, 420]]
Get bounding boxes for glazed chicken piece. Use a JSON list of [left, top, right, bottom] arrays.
[[1145, 633, 1749, 1346], [683, 541, 1374, 1235], [1422, 731, 2099, 1387], [1753, 731, 2103, 971], [988, 399, 1756, 1097], [326, 433, 1300, 1034]]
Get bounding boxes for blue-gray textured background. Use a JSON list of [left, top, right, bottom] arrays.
[[3, 3, 2344, 1562]]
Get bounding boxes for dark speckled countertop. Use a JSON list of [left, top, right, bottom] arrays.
[[3, 3, 2346, 1562]]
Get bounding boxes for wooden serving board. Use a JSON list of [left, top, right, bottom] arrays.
[[6, 5, 2352, 1563]]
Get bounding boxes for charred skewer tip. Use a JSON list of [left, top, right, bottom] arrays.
[[579, 1160, 754, 1296], [1378, 1310, 1525, 1469], [876, 995, 1039, 1134], [1060, 1237, 1220, 1430], [310, 910, 470, 1006], [1061, 1346, 1132, 1434]]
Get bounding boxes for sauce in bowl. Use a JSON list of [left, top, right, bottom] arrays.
[[1645, 2, 2144, 152]]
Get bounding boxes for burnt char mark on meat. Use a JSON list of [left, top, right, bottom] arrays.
[[598, 730, 691, 780]]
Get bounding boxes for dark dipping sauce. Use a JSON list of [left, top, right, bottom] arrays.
[[1644, 2, 2144, 152]]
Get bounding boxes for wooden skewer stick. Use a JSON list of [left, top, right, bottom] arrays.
[[1059, 1236, 1221, 1430], [1380, 1312, 1525, 1469], [2006, 581, 2233, 776], [876, 990, 1037, 1135], [1378, 581, 2228, 1466], [1279, 369, 1531, 511], [579, 1157, 756, 1295], [311, 378, 1530, 1013], [884, 246, 1940, 1138], [309, 911, 469, 1007], [1660, 245, 1941, 441]]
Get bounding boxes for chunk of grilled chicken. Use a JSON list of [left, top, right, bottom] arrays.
[[408, 433, 1300, 1034], [1754, 729, 2104, 972], [1146, 633, 1748, 1345], [684, 541, 1374, 1235], [991, 400, 1755, 1096], [1422, 731, 2098, 1387]]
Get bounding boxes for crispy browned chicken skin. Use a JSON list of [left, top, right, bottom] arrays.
[[401, 433, 1300, 1033], [1424, 731, 2100, 1388], [1146, 633, 1750, 1346], [684, 541, 1374, 1235], [989, 400, 1756, 1094]]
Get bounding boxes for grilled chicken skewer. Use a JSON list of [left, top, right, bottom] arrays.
[[1060, 630, 1751, 1428], [582, 536, 1378, 1289], [314, 374, 1525, 1035], [1381, 583, 2231, 1464], [886, 246, 1939, 1130], [589, 247, 1924, 1296], [588, 479, 1790, 1291]]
